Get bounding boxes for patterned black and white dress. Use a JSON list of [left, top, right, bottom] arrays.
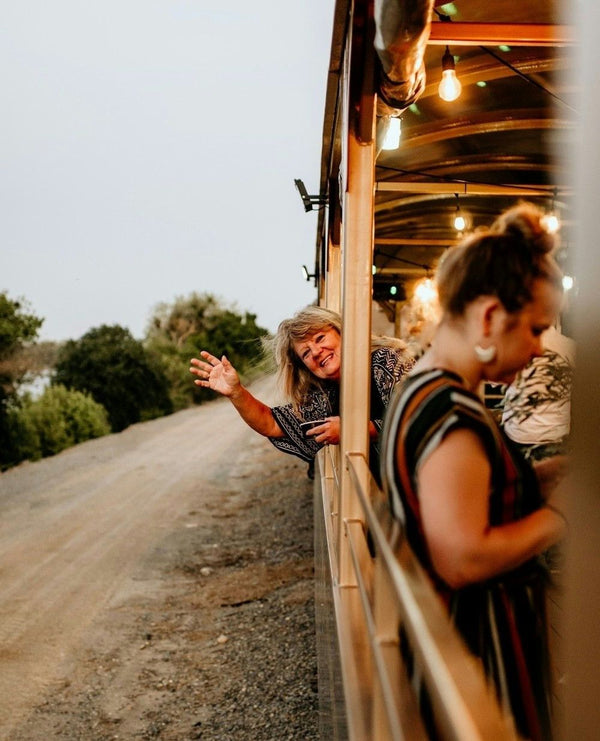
[[268, 346, 413, 473], [380, 368, 554, 741]]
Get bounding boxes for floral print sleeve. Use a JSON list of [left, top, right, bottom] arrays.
[[268, 387, 336, 463]]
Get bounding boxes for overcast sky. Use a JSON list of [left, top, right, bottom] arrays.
[[2, 1, 334, 341]]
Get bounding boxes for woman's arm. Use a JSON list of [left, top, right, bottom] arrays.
[[190, 352, 284, 438], [412, 428, 566, 589]]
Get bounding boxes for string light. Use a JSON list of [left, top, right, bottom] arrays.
[[542, 189, 561, 234], [543, 212, 560, 234], [453, 194, 466, 231], [414, 277, 438, 305], [381, 116, 402, 150], [438, 47, 462, 102]]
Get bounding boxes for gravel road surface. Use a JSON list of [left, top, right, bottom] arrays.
[[0, 377, 318, 740]]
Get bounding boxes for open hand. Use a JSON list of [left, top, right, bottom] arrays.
[[189, 352, 240, 397]]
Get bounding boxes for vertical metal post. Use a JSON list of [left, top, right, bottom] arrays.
[[326, 232, 342, 315], [324, 225, 342, 540], [337, 0, 376, 586]]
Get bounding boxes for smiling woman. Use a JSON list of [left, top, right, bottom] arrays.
[[293, 326, 342, 381], [189, 305, 413, 473]]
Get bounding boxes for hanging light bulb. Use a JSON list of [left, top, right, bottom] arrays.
[[453, 194, 465, 231], [541, 190, 561, 234], [562, 275, 574, 292], [414, 277, 437, 305], [381, 116, 402, 150], [412, 276, 440, 324], [438, 46, 462, 102], [543, 212, 560, 234]]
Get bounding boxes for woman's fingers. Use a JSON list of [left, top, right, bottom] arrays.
[[200, 350, 221, 366], [190, 354, 220, 384], [189, 352, 237, 394], [306, 417, 341, 445], [189, 362, 210, 377], [306, 422, 329, 443], [191, 352, 222, 373]]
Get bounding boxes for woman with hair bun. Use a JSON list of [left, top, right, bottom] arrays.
[[190, 305, 413, 472], [380, 203, 567, 741]]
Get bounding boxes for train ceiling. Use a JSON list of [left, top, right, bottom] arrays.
[[318, 0, 577, 303]]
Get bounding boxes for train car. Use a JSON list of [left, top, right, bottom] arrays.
[[300, 1, 593, 738]]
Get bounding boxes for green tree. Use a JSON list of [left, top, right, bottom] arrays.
[[0, 292, 44, 467], [54, 325, 173, 432], [145, 293, 270, 410], [0, 292, 44, 397]]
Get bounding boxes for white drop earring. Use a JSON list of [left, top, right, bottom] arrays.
[[474, 343, 497, 363]]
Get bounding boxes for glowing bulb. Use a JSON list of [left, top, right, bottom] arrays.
[[414, 278, 437, 305], [381, 116, 401, 150], [439, 69, 462, 101], [542, 212, 560, 234], [438, 47, 461, 102], [454, 213, 466, 231], [562, 275, 574, 291]]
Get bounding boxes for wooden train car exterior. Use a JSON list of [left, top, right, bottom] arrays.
[[305, 1, 595, 738]]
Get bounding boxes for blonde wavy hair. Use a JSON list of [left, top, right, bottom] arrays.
[[265, 305, 408, 411]]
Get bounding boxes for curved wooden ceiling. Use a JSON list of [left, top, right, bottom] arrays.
[[371, 0, 577, 294]]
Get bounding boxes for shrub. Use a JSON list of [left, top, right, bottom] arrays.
[[1, 402, 42, 469], [4, 385, 111, 465]]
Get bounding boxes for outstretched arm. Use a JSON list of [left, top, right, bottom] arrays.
[[190, 351, 284, 438]]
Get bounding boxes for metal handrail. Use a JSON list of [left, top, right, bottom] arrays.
[[344, 452, 522, 741], [346, 519, 428, 741]]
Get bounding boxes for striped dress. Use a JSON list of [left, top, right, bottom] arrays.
[[380, 369, 554, 741]]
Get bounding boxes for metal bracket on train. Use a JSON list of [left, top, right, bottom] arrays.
[[294, 179, 327, 212]]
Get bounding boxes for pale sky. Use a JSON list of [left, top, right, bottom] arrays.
[[2, 1, 335, 341]]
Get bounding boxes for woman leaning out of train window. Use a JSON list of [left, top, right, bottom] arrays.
[[380, 202, 568, 741], [189, 305, 413, 477]]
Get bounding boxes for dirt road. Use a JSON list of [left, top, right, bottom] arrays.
[[0, 378, 318, 740]]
